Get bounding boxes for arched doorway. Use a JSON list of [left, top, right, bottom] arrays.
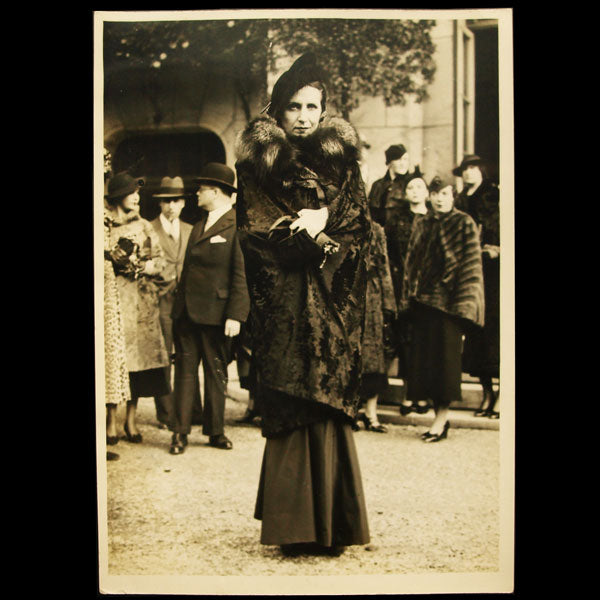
[[111, 129, 226, 223]]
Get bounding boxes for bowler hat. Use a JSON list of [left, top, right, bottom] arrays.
[[105, 171, 145, 200], [385, 144, 407, 164], [194, 163, 237, 194], [452, 154, 483, 176], [153, 176, 186, 199], [264, 52, 327, 118]]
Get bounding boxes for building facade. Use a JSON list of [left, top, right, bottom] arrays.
[[104, 19, 498, 219]]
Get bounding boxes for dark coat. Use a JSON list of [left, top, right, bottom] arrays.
[[234, 115, 372, 421], [384, 203, 429, 311], [455, 179, 500, 376], [362, 222, 396, 376], [368, 171, 410, 226], [400, 208, 485, 329], [171, 208, 250, 326]]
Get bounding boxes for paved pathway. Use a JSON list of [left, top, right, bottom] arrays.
[[104, 396, 500, 579]]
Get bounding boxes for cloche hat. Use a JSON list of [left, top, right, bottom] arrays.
[[263, 52, 327, 118], [385, 144, 408, 164], [452, 154, 483, 176], [105, 171, 145, 200]]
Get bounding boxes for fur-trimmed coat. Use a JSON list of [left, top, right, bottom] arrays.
[[234, 115, 372, 423], [400, 208, 485, 328]]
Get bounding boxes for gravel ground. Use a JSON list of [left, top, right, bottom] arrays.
[[105, 397, 499, 576]]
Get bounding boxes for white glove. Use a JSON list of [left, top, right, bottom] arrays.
[[289, 207, 329, 239]]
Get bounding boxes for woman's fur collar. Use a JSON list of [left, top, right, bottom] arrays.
[[235, 115, 361, 184]]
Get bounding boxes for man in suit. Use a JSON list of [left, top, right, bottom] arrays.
[[151, 176, 203, 430], [169, 163, 250, 454]]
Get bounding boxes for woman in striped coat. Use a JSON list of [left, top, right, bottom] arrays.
[[400, 175, 484, 442]]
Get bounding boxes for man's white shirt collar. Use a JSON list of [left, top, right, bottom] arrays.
[[160, 213, 180, 241], [205, 203, 232, 232]]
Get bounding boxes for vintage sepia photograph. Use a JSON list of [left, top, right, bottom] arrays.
[[94, 8, 514, 595]]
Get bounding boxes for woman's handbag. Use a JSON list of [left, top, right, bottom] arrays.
[[267, 215, 339, 270]]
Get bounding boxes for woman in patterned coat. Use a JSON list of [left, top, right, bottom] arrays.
[[104, 172, 170, 443], [235, 53, 371, 556], [400, 175, 484, 442], [104, 206, 130, 452]]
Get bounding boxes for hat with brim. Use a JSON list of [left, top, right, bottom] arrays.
[[153, 176, 186, 199], [452, 154, 483, 176], [194, 162, 237, 194], [105, 171, 145, 200]]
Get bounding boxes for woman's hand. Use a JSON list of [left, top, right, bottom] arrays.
[[142, 259, 159, 275], [289, 207, 328, 239], [110, 246, 129, 265]]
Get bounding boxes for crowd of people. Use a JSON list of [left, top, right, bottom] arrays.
[[102, 53, 500, 556]]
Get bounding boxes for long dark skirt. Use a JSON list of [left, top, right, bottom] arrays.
[[254, 418, 370, 547], [405, 302, 463, 409], [129, 368, 170, 401]]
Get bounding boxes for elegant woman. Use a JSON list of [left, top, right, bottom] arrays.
[[105, 172, 171, 443], [400, 175, 484, 442], [103, 204, 131, 459], [454, 155, 500, 418], [235, 53, 371, 556], [383, 168, 430, 414], [356, 221, 396, 433]]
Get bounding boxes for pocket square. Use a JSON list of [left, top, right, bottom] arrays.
[[210, 235, 227, 244]]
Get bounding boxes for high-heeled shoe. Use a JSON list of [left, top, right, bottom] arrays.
[[106, 435, 119, 446], [124, 422, 143, 444], [361, 414, 388, 433], [423, 420, 450, 443]]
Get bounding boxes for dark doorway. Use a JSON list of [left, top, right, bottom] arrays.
[[473, 26, 499, 184], [111, 130, 226, 224]]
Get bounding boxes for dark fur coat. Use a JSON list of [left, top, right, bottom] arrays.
[[234, 116, 372, 427], [400, 208, 485, 328]]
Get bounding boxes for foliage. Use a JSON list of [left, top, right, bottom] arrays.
[[104, 18, 436, 121], [271, 19, 436, 118]]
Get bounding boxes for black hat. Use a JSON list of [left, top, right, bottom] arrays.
[[105, 171, 144, 200], [404, 165, 426, 187], [452, 154, 483, 176], [265, 52, 327, 118], [429, 174, 455, 194], [194, 163, 237, 194], [385, 144, 407, 164], [153, 176, 186, 199]]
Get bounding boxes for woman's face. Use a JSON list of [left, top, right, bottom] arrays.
[[120, 190, 140, 213], [389, 153, 410, 176], [280, 85, 323, 138], [430, 186, 454, 213], [461, 164, 482, 185], [405, 178, 428, 205]]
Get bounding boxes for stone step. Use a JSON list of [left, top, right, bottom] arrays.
[[379, 377, 500, 410], [372, 406, 499, 431]]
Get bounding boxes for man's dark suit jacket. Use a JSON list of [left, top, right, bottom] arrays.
[[171, 207, 250, 326]]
